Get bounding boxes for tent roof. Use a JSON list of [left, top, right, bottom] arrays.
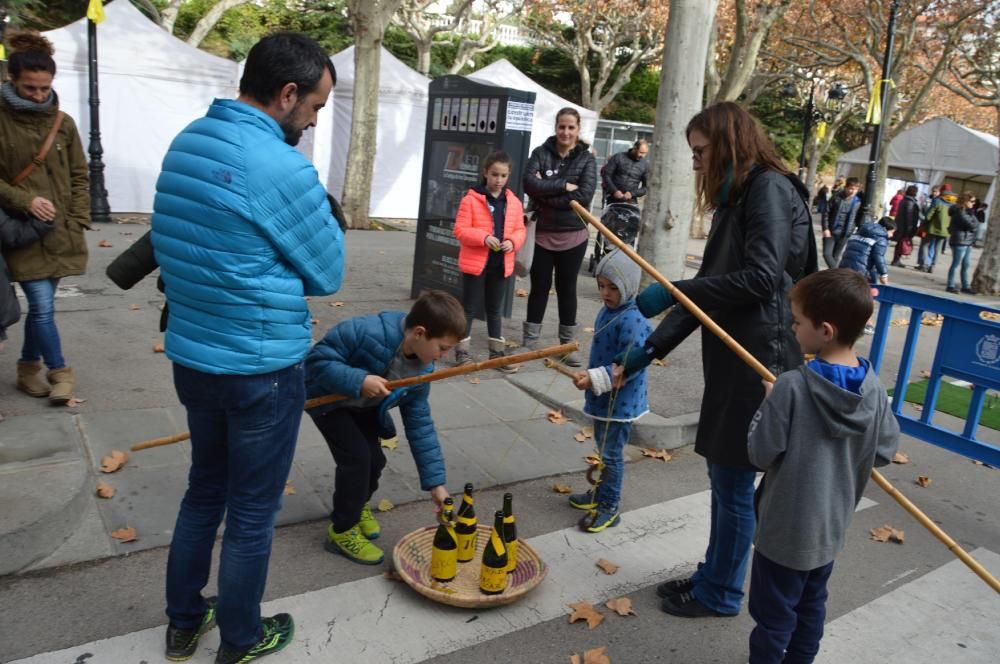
[[330, 46, 429, 100], [468, 58, 598, 143], [46, 0, 238, 87], [837, 117, 998, 177]]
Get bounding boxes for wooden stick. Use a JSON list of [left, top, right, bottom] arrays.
[[571, 199, 1000, 595], [544, 358, 578, 379], [131, 342, 578, 452]]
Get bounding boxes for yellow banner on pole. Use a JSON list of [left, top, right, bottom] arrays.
[[816, 121, 827, 140], [865, 79, 896, 125], [87, 0, 106, 24], [0, 44, 6, 60]]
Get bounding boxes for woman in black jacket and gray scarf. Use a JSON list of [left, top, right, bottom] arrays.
[[520, 107, 596, 366]]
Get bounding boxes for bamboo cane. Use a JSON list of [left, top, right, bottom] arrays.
[[571, 200, 1000, 595], [544, 358, 579, 379], [131, 342, 579, 452]]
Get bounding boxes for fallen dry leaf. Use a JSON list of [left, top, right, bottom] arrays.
[[65, 397, 86, 407], [97, 239, 113, 248], [892, 451, 909, 464], [567, 600, 605, 629], [605, 597, 636, 616], [890, 318, 909, 327], [383, 569, 402, 582], [641, 448, 673, 462], [111, 526, 137, 542], [378, 250, 386, 255], [548, 410, 569, 425], [552, 483, 573, 494], [153, 342, 165, 353], [157, 303, 165, 311], [100, 449, 129, 473], [504, 339, 519, 348], [311, 318, 318, 325], [583, 326, 595, 333], [95, 482, 115, 499], [128, 304, 141, 311], [380, 435, 398, 451], [329, 301, 346, 307], [283, 482, 296, 496], [651, 358, 669, 367], [916, 475, 932, 488], [972, 459, 984, 466], [377, 498, 394, 512], [921, 314, 944, 327], [573, 426, 594, 443], [467, 376, 481, 385], [574, 432, 588, 443], [569, 646, 611, 664], [595, 558, 619, 575], [870, 524, 905, 544], [919, 370, 932, 378], [515, 288, 528, 297]]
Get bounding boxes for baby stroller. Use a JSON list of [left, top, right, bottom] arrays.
[[588, 202, 642, 274]]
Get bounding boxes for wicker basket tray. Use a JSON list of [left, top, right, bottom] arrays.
[[393, 523, 547, 608]]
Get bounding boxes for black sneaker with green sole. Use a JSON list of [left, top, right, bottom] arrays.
[[165, 596, 217, 661], [215, 613, 295, 664]]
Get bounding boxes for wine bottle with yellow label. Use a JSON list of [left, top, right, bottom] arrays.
[[455, 483, 478, 563], [431, 499, 458, 582], [479, 510, 508, 595], [502, 492, 517, 574]]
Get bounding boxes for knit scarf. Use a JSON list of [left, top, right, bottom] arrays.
[[0, 81, 56, 113]]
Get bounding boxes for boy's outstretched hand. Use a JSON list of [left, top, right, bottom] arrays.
[[429, 485, 451, 513], [573, 371, 591, 390], [361, 374, 391, 398]]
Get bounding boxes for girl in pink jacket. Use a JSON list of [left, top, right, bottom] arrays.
[[452, 151, 526, 371]]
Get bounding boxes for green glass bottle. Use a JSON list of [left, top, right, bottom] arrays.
[[431, 499, 458, 582], [479, 510, 508, 595], [502, 492, 517, 574], [455, 483, 478, 563]]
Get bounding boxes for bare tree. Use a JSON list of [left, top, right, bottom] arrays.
[[392, 0, 473, 76], [639, 0, 720, 280], [939, 19, 1000, 294], [448, 1, 525, 74], [342, 0, 404, 229], [160, 0, 183, 34], [708, 0, 793, 103], [527, 0, 669, 114], [185, 0, 253, 47]]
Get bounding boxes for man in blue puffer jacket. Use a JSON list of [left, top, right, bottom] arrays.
[[151, 33, 344, 664]]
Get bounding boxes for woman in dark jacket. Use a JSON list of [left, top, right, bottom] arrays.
[[617, 102, 816, 619], [891, 185, 921, 267], [520, 107, 596, 366], [946, 191, 980, 294]]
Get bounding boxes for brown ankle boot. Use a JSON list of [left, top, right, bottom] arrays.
[[46, 366, 74, 405], [16, 360, 50, 397], [488, 337, 518, 374]]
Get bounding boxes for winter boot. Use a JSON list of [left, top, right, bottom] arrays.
[[16, 360, 50, 398], [488, 337, 518, 374], [454, 337, 474, 366], [558, 324, 583, 368], [46, 366, 74, 406], [520, 321, 542, 352]]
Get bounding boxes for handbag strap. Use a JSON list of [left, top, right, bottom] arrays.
[[11, 111, 66, 187]]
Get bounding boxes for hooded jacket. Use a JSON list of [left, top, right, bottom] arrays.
[[839, 221, 889, 283], [453, 185, 526, 278], [523, 136, 597, 233], [926, 194, 957, 237], [948, 205, 979, 247], [747, 360, 899, 570], [894, 195, 921, 239], [601, 149, 649, 202], [584, 249, 651, 421]]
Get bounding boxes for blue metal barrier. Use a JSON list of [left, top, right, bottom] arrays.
[[869, 285, 1000, 467]]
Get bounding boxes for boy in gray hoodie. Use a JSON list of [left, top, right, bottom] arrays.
[[746, 268, 899, 663]]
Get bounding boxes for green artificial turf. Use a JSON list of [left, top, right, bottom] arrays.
[[891, 379, 1000, 431]]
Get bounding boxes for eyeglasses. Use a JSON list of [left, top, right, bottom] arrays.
[[690, 144, 709, 160]]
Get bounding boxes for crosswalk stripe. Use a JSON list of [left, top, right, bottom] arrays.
[[11, 492, 881, 664], [818, 548, 1000, 663]]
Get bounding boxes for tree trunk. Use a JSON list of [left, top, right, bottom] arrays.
[[805, 132, 821, 193], [186, 0, 252, 47], [161, 0, 182, 33], [972, 105, 1000, 295], [639, 0, 720, 280], [415, 38, 432, 76]]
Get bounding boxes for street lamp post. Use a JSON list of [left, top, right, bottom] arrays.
[[783, 72, 847, 184], [87, 12, 111, 224], [860, 0, 901, 224]]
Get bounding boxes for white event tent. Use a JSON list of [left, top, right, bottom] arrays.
[[45, 0, 240, 213], [468, 59, 598, 149], [836, 117, 998, 211], [318, 46, 430, 220]]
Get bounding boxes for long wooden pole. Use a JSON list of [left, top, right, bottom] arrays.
[[571, 200, 1000, 595], [131, 342, 578, 452]]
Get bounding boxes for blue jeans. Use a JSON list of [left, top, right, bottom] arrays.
[[19, 278, 65, 369], [748, 551, 834, 664], [690, 461, 757, 615], [947, 244, 972, 289], [166, 361, 304, 650], [593, 420, 631, 508]]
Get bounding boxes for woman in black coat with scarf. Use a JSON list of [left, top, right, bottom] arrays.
[[520, 107, 596, 367], [616, 102, 817, 619]]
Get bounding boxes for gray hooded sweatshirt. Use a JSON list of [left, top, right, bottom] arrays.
[[747, 363, 899, 571]]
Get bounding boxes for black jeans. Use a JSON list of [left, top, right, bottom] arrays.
[[310, 407, 385, 532], [462, 260, 507, 338], [822, 236, 849, 269], [526, 239, 588, 326]]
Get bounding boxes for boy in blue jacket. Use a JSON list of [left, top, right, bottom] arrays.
[[746, 269, 899, 663], [305, 290, 465, 564], [569, 248, 651, 532], [838, 216, 895, 286]]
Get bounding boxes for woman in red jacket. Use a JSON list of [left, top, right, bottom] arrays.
[[452, 151, 526, 372]]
